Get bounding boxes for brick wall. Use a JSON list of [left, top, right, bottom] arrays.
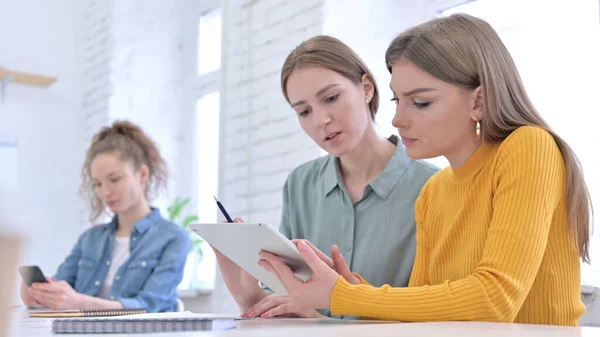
[[192, 0, 326, 314], [219, 0, 324, 228], [81, 0, 113, 225], [107, 0, 189, 210], [82, 0, 191, 212]]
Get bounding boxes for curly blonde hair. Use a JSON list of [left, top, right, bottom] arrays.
[[81, 120, 168, 223]]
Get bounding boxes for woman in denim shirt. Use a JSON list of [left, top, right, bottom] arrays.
[[20, 121, 190, 312]]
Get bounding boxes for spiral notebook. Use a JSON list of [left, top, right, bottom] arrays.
[[29, 308, 147, 318], [51, 312, 237, 334]]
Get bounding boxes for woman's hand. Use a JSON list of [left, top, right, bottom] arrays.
[[258, 240, 342, 310], [291, 240, 360, 285], [21, 275, 55, 308], [29, 279, 84, 310], [241, 294, 326, 319]]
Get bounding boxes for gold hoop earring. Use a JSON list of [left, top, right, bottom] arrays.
[[476, 121, 481, 140]]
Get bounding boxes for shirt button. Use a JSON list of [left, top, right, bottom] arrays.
[[110, 296, 115, 300], [106, 260, 111, 265], [95, 281, 100, 286], [141, 261, 147, 267], [115, 275, 120, 280], [78, 259, 82, 266], [132, 237, 137, 241]]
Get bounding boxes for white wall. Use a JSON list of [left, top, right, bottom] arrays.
[[106, 0, 191, 210], [0, 0, 85, 290], [82, 0, 112, 171], [219, 0, 324, 227], [82, 0, 196, 211]]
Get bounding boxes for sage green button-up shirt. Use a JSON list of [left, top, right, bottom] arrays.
[[279, 135, 438, 318]]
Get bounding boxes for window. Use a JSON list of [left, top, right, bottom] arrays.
[[178, 5, 222, 294], [440, 0, 600, 286], [196, 92, 221, 226], [198, 8, 221, 76]]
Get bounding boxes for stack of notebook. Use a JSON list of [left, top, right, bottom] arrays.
[[29, 308, 147, 318], [41, 311, 237, 334]]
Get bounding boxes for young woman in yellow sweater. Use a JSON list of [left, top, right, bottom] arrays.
[[257, 13, 593, 326]]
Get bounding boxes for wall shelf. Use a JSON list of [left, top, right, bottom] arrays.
[[0, 68, 57, 103]]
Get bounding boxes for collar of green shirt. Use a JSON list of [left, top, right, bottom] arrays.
[[322, 135, 411, 200]]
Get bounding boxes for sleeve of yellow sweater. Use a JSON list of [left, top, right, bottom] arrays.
[[330, 127, 565, 322], [407, 182, 432, 287]]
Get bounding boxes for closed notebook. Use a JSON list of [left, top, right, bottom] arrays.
[[29, 308, 147, 318], [51, 312, 236, 334]]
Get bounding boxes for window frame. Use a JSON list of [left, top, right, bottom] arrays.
[[178, 0, 223, 296]]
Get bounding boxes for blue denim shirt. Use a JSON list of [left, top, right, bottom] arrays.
[[54, 208, 190, 312]]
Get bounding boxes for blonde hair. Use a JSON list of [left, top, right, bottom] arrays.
[[281, 35, 380, 120], [385, 13, 593, 263], [81, 120, 168, 223]]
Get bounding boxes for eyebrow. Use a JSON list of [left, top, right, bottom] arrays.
[[93, 171, 121, 181], [389, 84, 436, 97], [290, 84, 340, 107]]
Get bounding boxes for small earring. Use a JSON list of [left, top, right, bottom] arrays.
[[476, 121, 481, 140], [365, 97, 370, 104]]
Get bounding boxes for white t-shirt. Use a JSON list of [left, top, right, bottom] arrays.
[[98, 236, 130, 299]]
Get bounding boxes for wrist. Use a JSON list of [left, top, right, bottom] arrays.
[[75, 293, 89, 309], [237, 290, 267, 312], [23, 295, 36, 307]]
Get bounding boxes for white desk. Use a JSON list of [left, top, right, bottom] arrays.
[[8, 310, 600, 337]]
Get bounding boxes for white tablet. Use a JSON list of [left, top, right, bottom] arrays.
[[189, 222, 312, 295]]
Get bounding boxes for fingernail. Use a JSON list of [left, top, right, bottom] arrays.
[[299, 240, 309, 252]]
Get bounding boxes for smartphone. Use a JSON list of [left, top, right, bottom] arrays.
[[18, 265, 49, 287]]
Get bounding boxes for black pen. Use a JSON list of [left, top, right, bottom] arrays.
[[213, 195, 233, 223]]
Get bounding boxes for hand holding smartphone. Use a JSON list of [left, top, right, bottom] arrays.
[[19, 265, 49, 287]]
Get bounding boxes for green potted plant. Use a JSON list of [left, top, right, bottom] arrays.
[[168, 197, 204, 291], [168, 196, 204, 259]]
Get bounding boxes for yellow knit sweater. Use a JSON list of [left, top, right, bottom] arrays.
[[330, 126, 585, 326]]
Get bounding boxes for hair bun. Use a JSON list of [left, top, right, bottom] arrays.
[[112, 121, 135, 137]]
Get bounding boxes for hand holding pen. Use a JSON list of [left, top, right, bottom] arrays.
[[213, 195, 234, 223]]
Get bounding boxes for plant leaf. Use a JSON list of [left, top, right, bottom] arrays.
[[196, 247, 204, 263], [182, 215, 199, 228], [169, 197, 191, 222], [167, 196, 183, 221]]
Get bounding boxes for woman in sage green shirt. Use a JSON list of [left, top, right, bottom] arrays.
[[214, 35, 437, 319]]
